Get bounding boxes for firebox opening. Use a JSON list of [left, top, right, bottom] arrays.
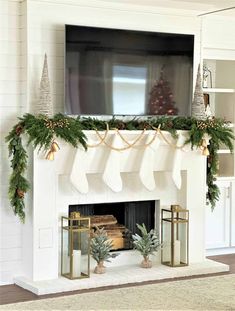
[[69, 200, 155, 251]]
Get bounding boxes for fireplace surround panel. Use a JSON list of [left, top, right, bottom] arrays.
[[22, 134, 208, 281]]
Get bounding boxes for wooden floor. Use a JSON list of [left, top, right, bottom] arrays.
[[0, 254, 234, 306]]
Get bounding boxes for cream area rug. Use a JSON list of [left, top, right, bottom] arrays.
[[1, 274, 235, 311]]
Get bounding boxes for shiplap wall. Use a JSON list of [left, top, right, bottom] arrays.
[[202, 16, 235, 60], [0, 0, 234, 285], [0, 0, 24, 285]]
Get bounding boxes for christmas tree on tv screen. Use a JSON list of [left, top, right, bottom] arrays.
[[148, 66, 178, 115]]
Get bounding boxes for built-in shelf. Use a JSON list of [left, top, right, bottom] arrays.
[[217, 149, 231, 154], [203, 88, 235, 93], [216, 176, 235, 181], [204, 58, 235, 256]]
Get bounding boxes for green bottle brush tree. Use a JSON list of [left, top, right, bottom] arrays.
[[90, 227, 119, 274], [132, 223, 161, 268]]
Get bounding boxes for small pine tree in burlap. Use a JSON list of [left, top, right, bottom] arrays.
[[90, 227, 118, 274], [148, 66, 178, 115], [132, 223, 161, 268]]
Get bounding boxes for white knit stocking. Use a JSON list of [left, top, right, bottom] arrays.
[[102, 133, 123, 192], [172, 133, 185, 189], [139, 132, 160, 191]]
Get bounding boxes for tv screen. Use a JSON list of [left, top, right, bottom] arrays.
[[65, 25, 194, 116]]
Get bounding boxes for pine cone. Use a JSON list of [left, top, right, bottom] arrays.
[[138, 122, 151, 130], [166, 121, 174, 128], [143, 122, 151, 130], [15, 125, 23, 136], [117, 122, 125, 130], [17, 189, 24, 198]]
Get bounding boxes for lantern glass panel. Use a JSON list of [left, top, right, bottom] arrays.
[[80, 231, 90, 276], [177, 221, 188, 265], [72, 230, 82, 278], [61, 227, 70, 276], [162, 220, 171, 264]]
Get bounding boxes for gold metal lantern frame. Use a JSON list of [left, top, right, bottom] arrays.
[[161, 205, 189, 267], [61, 212, 90, 279]]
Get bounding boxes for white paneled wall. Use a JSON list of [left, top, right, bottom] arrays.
[[0, 0, 24, 285], [0, 0, 234, 285], [202, 16, 235, 60]]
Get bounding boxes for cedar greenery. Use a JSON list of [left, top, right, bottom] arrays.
[[5, 113, 234, 222]]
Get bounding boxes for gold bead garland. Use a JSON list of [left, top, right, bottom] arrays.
[[86, 125, 187, 151], [86, 123, 109, 148], [95, 128, 146, 151], [116, 127, 159, 148], [152, 126, 185, 150]]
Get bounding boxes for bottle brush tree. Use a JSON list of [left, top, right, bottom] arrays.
[[132, 223, 161, 268], [90, 227, 118, 274]]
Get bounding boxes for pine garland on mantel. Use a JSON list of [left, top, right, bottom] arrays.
[[5, 113, 234, 222]]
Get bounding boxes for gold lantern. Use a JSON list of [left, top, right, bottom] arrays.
[[161, 205, 189, 267], [61, 212, 90, 279]]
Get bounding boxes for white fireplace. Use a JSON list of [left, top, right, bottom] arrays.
[[15, 130, 229, 294]]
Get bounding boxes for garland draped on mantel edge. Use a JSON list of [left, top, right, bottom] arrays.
[[5, 113, 235, 222]]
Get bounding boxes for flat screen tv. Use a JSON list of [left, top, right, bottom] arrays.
[[65, 25, 194, 116]]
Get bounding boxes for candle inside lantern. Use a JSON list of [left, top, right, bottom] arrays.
[[63, 250, 69, 273], [174, 240, 181, 265], [73, 250, 81, 277]]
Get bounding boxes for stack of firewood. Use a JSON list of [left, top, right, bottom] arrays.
[[90, 215, 127, 250]]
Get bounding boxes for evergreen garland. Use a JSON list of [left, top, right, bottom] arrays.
[[6, 124, 30, 222], [5, 113, 234, 222]]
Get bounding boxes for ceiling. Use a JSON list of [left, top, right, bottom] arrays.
[[170, 0, 235, 15], [99, 0, 235, 16]]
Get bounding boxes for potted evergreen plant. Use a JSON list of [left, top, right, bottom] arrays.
[[90, 227, 118, 274], [132, 223, 161, 268]]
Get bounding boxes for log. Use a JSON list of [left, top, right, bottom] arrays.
[[104, 224, 126, 230], [106, 232, 123, 238], [90, 215, 117, 226], [90, 215, 128, 250], [109, 237, 124, 250]]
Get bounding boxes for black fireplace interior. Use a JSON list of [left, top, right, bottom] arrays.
[[69, 200, 155, 251]]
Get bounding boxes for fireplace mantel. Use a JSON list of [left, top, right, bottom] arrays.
[[11, 131, 228, 294], [14, 129, 229, 293], [25, 130, 205, 279]]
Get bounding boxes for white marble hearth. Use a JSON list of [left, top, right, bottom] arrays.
[[15, 260, 229, 295]]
